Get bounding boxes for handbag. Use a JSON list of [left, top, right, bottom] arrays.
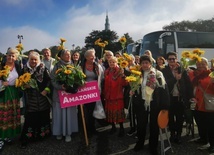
[[199, 84, 214, 111], [93, 100, 106, 119]]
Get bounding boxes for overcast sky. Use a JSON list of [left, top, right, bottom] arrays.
[[0, 0, 214, 53]]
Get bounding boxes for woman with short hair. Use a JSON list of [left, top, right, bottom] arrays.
[[0, 48, 22, 150], [20, 51, 51, 148]]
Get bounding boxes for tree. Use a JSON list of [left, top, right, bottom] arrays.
[[84, 30, 134, 58], [163, 17, 214, 32]]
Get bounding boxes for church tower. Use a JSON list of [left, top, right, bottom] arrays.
[[105, 11, 110, 31]]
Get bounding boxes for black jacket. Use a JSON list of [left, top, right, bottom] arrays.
[[23, 63, 51, 112], [161, 65, 193, 108]]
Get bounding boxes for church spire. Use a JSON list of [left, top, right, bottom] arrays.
[[105, 10, 110, 31]]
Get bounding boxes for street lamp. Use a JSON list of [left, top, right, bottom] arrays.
[[17, 35, 23, 44]]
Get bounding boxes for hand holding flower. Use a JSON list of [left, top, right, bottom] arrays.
[[41, 89, 48, 96], [174, 73, 182, 80]]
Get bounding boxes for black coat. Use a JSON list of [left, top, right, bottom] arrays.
[[23, 64, 51, 112], [161, 65, 193, 108]]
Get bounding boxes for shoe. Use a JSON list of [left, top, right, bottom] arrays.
[[127, 128, 136, 136], [4, 138, 12, 145], [65, 135, 71, 142], [133, 141, 144, 152], [118, 128, 125, 137], [0, 141, 4, 151], [197, 143, 210, 150], [56, 135, 62, 140]]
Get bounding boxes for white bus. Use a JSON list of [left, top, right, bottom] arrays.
[[138, 30, 214, 60], [126, 39, 142, 56]]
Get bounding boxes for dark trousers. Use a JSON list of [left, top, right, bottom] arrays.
[[84, 102, 96, 134], [129, 99, 136, 130], [168, 97, 184, 136], [133, 95, 159, 150], [193, 110, 208, 143], [207, 112, 214, 147]]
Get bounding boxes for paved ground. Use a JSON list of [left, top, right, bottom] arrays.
[[1, 119, 213, 155]]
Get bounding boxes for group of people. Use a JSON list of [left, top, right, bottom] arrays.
[[0, 46, 214, 155]]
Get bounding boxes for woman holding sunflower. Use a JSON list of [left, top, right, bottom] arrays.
[[51, 49, 78, 142], [20, 51, 51, 149], [103, 56, 128, 137], [0, 48, 22, 151]]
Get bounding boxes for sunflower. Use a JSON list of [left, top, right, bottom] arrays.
[[123, 53, 132, 61], [4, 65, 11, 70], [131, 70, 142, 76], [55, 68, 62, 74], [191, 54, 202, 62], [22, 73, 31, 83], [15, 79, 23, 87], [64, 70, 72, 74], [125, 76, 137, 82], [94, 38, 101, 45], [192, 49, 205, 56], [16, 43, 24, 52], [181, 51, 191, 58], [66, 65, 74, 69], [120, 60, 129, 68], [98, 42, 106, 48], [60, 38, 66, 43], [119, 36, 127, 44]]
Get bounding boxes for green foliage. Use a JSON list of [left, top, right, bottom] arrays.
[[163, 17, 214, 32]]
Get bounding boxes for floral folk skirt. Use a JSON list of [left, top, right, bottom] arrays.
[[0, 86, 21, 139], [105, 99, 125, 123], [20, 109, 51, 143]]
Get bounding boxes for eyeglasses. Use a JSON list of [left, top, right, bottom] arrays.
[[168, 58, 176, 61]]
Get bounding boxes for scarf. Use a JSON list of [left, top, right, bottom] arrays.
[[141, 67, 166, 109], [26, 62, 45, 82], [192, 70, 211, 86]]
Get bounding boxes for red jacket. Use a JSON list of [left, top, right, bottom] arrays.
[[104, 67, 127, 100], [189, 70, 214, 112]]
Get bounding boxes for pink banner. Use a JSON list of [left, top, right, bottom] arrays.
[[58, 81, 101, 108]]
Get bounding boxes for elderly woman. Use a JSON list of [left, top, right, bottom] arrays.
[[81, 48, 104, 136], [71, 51, 81, 66], [99, 50, 114, 70], [20, 51, 51, 149], [0, 48, 22, 150], [132, 55, 170, 154], [189, 57, 214, 153], [51, 49, 78, 142], [103, 57, 127, 137]]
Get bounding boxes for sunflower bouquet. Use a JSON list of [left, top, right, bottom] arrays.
[[94, 38, 108, 58], [117, 53, 132, 69], [54, 65, 86, 93], [0, 65, 11, 81], [15, 73, 38, 90], [125, 66, 142, 94], [0, 65, 11, 91], [180, 48, 204, 70]]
